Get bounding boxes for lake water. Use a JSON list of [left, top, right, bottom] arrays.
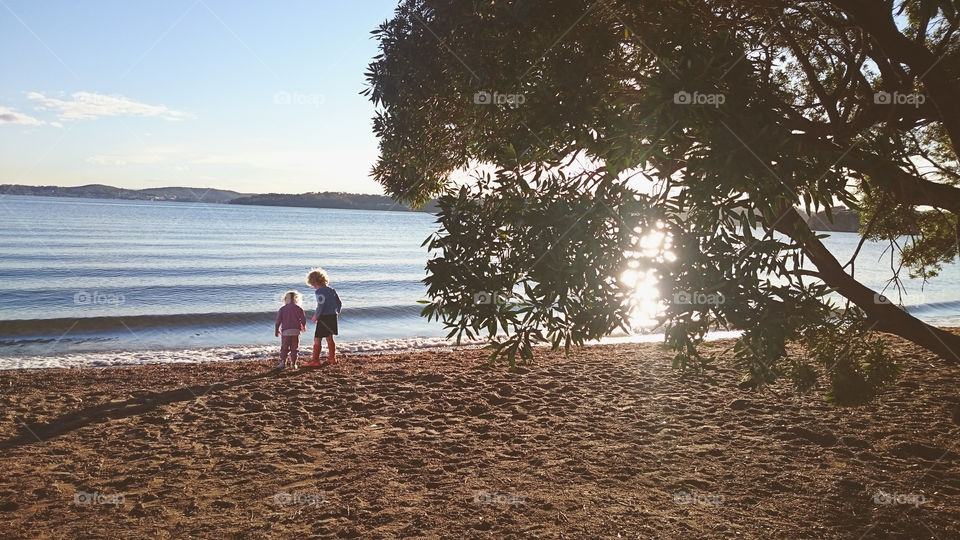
[[0, 195, 445, 357], [0, 194, 958, 363]]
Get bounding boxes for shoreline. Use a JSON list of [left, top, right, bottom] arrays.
[[2, 325, 956, 371], [0, 338, 483, 371], [0, 331, 750, 371], [1, 339, 958, 537]]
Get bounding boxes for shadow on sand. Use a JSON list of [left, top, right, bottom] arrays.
[[1, 366, 320, 449]]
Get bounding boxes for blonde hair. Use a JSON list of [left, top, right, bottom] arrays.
[[306, 267, 329, 287], [283, 290, 302, 305]]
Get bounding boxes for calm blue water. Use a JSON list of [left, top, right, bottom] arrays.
[[0, 194, 958, 357], [0, 195, 445, 355]]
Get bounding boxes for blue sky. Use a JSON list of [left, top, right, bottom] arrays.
[[0, 0, 399, 194]]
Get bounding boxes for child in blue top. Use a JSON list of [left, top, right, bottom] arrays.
[[305, 267, 342, 366]]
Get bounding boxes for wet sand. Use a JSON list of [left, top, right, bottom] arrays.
[[1, 337, 958, 538]]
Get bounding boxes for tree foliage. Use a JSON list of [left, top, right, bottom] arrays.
[[365, 0, 960, 404]]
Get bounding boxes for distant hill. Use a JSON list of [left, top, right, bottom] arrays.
[[229, 192, 437, 212], [0, 184, 245, 204], [804, 207, 861, 232], [0, 184, 864, 221], [0, 183, 438, 213]]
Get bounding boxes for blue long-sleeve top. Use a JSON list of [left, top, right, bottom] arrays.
[[314, 285, 342, 316]]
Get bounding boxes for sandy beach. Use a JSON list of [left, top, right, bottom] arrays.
[[1, 337, 959, 538]]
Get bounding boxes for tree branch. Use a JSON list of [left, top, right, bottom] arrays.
[[831, 0, 960, 153], [770, 202, 960, 363]]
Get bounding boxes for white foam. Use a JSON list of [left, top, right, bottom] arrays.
[[0, 336, 488, 371], [0, 331, 743, 371]]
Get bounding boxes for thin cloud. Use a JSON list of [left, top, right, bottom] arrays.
[[27, 91, 192, 121], [0, 106, 43, 126]]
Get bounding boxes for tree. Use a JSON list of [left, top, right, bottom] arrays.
[[364, 0, 960, 404]]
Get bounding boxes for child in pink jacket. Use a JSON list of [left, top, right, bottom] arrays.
[[275, 290, 307, 369]]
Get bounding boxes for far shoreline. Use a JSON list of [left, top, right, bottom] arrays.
[[1, 186, 860, 230], [0, 185, 437, 213]]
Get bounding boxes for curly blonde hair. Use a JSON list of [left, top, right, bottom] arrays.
[[306, 267, 329, 287], [282, 290, 302, 305]]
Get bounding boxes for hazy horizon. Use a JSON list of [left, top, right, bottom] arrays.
[[0, 180, 396, 196]]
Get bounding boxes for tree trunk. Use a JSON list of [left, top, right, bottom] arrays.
[[773, 205, 960, 363]]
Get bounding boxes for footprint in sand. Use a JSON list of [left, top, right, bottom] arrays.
[[890, 442, 958, 461]]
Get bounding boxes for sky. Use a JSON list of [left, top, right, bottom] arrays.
[[0, 0, 400, 194]]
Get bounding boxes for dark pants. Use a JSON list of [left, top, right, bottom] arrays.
[[279, 335, 299, 362]]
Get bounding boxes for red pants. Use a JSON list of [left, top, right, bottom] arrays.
[[279, 334, 299, 362]]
